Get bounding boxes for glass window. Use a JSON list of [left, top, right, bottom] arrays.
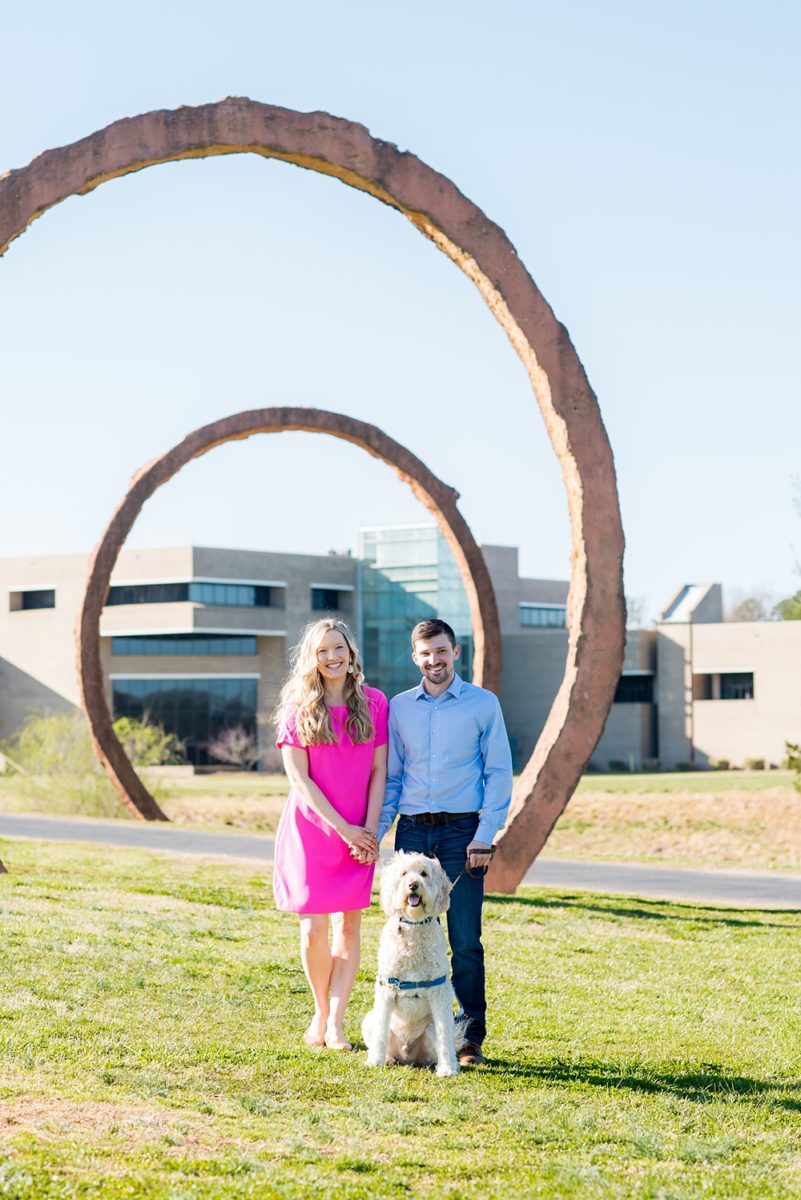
[[614, 674, 654, 704], [15, 589, 56, 610], [106, 582, 272, 607], [111, 634, 258, 656], [312, 588, 341, 611], [112, 677, 258, 765], [520, 604, 567, 628], [720, 672, 754, 700]]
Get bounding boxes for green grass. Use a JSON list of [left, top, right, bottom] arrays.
[[577, 770, 795, 794], [1, 840, 801, 1197]]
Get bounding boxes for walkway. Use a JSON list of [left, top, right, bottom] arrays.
[[1, 813, 799, 908]]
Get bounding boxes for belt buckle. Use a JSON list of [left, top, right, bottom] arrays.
[[421, 812, 437, 826]]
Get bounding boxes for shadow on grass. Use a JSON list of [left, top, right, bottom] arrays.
[[486, 891, 801, 930], [488, 1055, 801, 1111]]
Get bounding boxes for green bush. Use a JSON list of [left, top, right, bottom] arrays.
[[786, 742, 801, 794], [711, 758, 730, 771], [112, 716, 184, 766], [745, 757, 765, 771], [1, 711, 178, 818], [607, 759, 628, 773], [675, 761, 695, 771]]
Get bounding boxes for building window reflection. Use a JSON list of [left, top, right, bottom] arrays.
[[111, 634, 258, 656], [111, 676, 258, 765], [358, 525, 473, 698], [106, 582, 272, 607], [519, 604, 567, 629]]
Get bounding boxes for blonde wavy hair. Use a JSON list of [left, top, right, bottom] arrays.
[[275, 619, 375, 746]]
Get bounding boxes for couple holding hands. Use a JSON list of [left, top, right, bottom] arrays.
[[273, 616, 513, 1065]]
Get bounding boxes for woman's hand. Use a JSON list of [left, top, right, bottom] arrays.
[[340, 824, 378, 856], [350, 840, 380, 865]]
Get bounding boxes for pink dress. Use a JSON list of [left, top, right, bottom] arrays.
[[273, 686, 389, 914]]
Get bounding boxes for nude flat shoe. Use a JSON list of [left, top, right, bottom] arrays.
[[324, 1030, 353, 1051]]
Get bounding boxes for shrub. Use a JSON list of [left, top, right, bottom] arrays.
[[607, 759, 628, 773], [642, 758, 661, 772], [785, 742, 801, 793], [745, 757, 765, 771], [206, 725, 259, 770], [1, 711, 177, 817], [711, 758, 730, 771], [675, 761, 695, 772], [112, 716, 184, 766]]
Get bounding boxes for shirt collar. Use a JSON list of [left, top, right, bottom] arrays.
[[414, 672, 464, 701]]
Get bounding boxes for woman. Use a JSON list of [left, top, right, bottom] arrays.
[[273, 618, 387, 1050]]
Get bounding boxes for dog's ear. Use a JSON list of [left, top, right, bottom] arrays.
[[379, 851, 406, 917], [431, 856, 452, 915]]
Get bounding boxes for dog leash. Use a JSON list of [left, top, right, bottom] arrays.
[[449, 845, 497, 890]]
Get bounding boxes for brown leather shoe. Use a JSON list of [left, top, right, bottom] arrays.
[[457, 1041, 485, 1066]]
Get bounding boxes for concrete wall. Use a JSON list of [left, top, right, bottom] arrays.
[[0, 552, 91, 732], [657, 620, 801, 767], [498, 630, 568, 769], [481, 544, 569, 634], [592, 629, 657, 769], [0, 545, 359, 757]]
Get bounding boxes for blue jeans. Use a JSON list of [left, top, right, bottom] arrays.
[[394, 813, 486, 1046]]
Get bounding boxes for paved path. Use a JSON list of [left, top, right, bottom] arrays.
[[2, 813, 800, 908]]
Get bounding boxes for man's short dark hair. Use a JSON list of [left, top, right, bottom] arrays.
[[411, 619, 457, 649]]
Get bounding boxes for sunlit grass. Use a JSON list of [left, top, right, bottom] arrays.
[[1, 839, 800, 1198]]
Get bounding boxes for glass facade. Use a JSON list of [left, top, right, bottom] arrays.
[[106, 582, 272, 607], [520, 603, 567, 629], [111, 634, 258, 656], [358, 525, 473, 698], [112, 677, 258, 765]]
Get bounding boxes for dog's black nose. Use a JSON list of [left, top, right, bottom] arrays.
[[409, 881, 419, 893]]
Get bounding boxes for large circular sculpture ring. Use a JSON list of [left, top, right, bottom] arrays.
[[1, 99, 625, 892], [76, 407, 502, 824]]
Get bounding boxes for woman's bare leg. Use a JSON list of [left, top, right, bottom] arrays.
[[299, 914, 331, 1044], [326, 910, 362, 1049]]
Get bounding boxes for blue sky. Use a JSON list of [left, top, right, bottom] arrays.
[[2, 0, 799, 622]]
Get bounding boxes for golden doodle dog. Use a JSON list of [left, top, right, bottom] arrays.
[[362, 851, 464, 1076]]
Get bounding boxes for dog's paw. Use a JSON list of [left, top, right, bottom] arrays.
[[365, 1054, 386, 1068], [436, 1062, 459, 1077]]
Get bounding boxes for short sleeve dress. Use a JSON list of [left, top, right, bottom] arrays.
[[273, 686, 389, 914]]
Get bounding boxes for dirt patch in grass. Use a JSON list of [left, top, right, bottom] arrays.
[[543, 787, 801, 871], [0, 1098, 168, 1139], [154, 793, 286, 833]]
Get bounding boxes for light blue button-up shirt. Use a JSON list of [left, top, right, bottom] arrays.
[[377, 673, 513, 847]]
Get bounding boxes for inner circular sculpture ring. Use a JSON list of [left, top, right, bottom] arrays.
[[0, 99, 625, 892], [75, 407, 503, 824]]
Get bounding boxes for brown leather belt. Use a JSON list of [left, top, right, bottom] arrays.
[[404, 811, 476, 826]]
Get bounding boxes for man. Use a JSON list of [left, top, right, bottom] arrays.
[[375, 618, 513, 1066]]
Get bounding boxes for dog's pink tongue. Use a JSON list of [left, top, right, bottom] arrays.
[[407, 894, 421, 907]]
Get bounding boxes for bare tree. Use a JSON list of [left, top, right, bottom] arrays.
[[625, 595, 646, 630], [725, 587, 777, 622], [206, 726, 260, 770]]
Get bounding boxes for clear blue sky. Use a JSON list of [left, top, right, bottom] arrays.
[[2, 0, 799, 622]]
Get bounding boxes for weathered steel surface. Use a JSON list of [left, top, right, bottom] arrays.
[[76, 408, 502, 822], [2, 100, 625, 889]]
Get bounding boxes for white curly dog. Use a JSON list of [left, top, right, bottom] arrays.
[[362, 851, 463, 1076]]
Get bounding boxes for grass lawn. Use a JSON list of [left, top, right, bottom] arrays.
[[1, 840, 800, 1198]]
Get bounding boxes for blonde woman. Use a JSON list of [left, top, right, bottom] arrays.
[[273, 619, 388, 1050]]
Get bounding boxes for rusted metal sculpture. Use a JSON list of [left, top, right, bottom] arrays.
[[75, 408, 502, 822], [0, 99, 625, 891]]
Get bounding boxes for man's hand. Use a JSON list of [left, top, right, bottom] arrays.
[[466, 838, 492, 870]]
